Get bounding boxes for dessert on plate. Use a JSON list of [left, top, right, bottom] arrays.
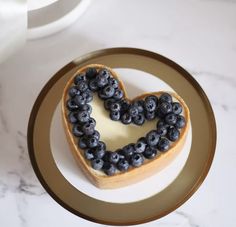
[[62, 64, 190, 189]]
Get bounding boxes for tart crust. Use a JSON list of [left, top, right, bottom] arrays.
[[62, 64, 190, 189]]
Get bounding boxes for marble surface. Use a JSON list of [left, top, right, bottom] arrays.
[[0, 0, 235, 226]]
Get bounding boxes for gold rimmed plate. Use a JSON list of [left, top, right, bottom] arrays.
[[27, 48, 216, 225]]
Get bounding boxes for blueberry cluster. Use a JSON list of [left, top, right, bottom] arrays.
[[66, 67, 186, 176]]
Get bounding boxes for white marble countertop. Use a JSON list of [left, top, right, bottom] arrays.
[[0, 0, 236, 226]]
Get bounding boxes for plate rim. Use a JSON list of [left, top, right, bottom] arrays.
[[27, 47, 217, 225]]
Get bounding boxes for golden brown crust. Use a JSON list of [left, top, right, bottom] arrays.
[[62, 64, 190, 189]]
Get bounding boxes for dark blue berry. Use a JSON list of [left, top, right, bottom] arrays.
[[159, 93, 172, 103], [77, 110, 90, 123], [130, 154, 144, 167], [156, 125, 167, 136], [122, 144, 135, 159], [77, 81, 88, 92], [110, 111, 120, 121], [94, 146, 105, 159], [91, 159, 104, 170], [109, 152, 120, 164], [158, 101, 172, 115], [117, 159, 129, 171], [97, 141, 106, 150], [108, 77, 119, 88], [146, 130, 160, 147], [79, 136, 87, 149], [143, 146, 157, 159], [96, 70, 109, 88], [128, 105, 139, 117], [134, 140, 146, 153], [74, 95, 86, 106], [89, 79, 99, 91], [91, 130, 100, 140], [103, 162, 116, 176], [82, 122, 95, 135], [98, 90, 109, 100], [144, 97, 157, 112], [121, 113, 132, 124], [103, 85, 115, 98], [74, 72, 86, 85], [175, 115, 186, 129], [156, 120, 169, 129], [87, 136, 99, 148], [133, 100, 144, 113], [68, 112, 78, 124], [86, 67, 97, 79], [80, 104, 92, 114], [110, 102, 121, 112], [84, 149, 94, 160], [87, 117, 96, 127], [66, 99, 79, 111], [167, 127, 180, 142], [116, 149, 125, 159], [133, 113, 145, 125], [145, 111, 156, 120], [98, 69, 111, 79], [72, 124, 84, 137], [165, 113, 177, 125], [81, 90, 93, 103], [113, 89, 124, 100], [172, 102, 182, 115], [120, 100, 130, 114], [104, 98, 116, 110], [68, 86, 79, 97], [146, 95, 158, 104], [157, 138, 170, 151]]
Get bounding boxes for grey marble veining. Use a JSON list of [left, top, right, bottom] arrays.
[[0, 0, 235, 226]]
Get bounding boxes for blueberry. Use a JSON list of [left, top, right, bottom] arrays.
[[116, 149, 125, 159], [77, 110, 90, 123], [165, 113, 177, 125], [91, 130, 100, 140], [72, 124, 84, 137], [146, 130, 160, 147], [74, 95, 86, 106], [68, 86, 79, 97], [113, 89, 124, 100], [133, 113, 145, 125], [109, 152, 120, 164], [80, 104, 92, 114], [156, 108, 165, 118], [98, 90, 109, 100], [157, 138, 170, 152], [87, 117, 96, 127], [94, 146, 105, 159], [86, 67, 97, 79], [108, 77, 119, 88], [66, 99, 79, 111], [98, 69, 111, 79], [81, 90, 93, 103], [74, 72, 86, 85], [128, 105, 139, 117], [130, 153, 144, 167], [121, 113, 132, 124], [134, 140, 146, 153], [133, 100, 144, 113], [146, 95, 158, 104], [102, 85, 115, 98], [143, 146, 157, 159], [110, 102, 121, 112], [122, 144, 135, 159], [145, 111, 156, 120], [175, 115, 186, 129], [156, 125, 167, 136], [159, 93, 172, 103], [96, 70, 109, 88], [138, 137, 147, 144], [68, 112, 78, 124], [120, 99, 130, 114], [91, 159, 104, 170], [84, 149, 94, 160], [103, 162, 116, 176], [156, 120, 169, 129], [97, 141, 106, 150], [104, 98, 116, 110], [167, 127, 180, 142], [117, 159, 129, 171], [110, 111, 120, 121], [87, 136, 99, 148], [158, 101, 173, 115], [89, 79, 99, 91], [172, 102, 182, 115], [82, 122, 95, 135], [144, 97, 157, 112], [79, 136, 87, 149], [77, 81, 88, 92]]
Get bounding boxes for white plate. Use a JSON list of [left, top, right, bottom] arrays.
[[50, 68, 192, 203]]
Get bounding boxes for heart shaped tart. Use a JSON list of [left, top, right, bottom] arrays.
[[62, 64, 190, 189]]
